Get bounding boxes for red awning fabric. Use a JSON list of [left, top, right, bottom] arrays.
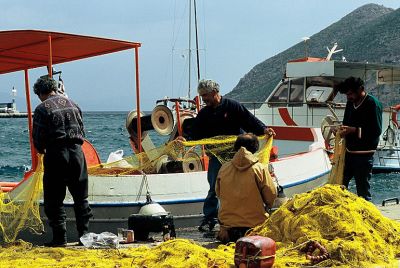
[[0, 30, 141, 74]]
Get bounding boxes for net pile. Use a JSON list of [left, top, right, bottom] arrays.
[[88, 135, 272, 176], [0, 239, 234, 268], [249, 184, 400, 267], [0, 155, 44, 243]]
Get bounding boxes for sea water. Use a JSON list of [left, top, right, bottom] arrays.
[[0, 111, 398, 204]]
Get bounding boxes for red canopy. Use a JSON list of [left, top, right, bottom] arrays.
[[0, 30, 141, 74]]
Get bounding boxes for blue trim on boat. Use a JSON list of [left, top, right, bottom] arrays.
[[282, 170, 330, 189]]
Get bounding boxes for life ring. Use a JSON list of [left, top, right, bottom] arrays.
[[304, 240, 330, 264], [391, 104, 400, 128]]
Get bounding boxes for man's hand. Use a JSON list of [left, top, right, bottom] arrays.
[[338, 125, 356, 137], [264, 127, 276, 137]]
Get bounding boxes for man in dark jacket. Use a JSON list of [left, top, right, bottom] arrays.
[[32, 76, 92, 246], [338, 77, 382, 201], [184, 79, 275, 231]]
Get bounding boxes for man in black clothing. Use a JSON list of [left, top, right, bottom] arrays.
[[32, 76, 92, 246], [184, 79, 275, 231], [338, 77, 382, 201]]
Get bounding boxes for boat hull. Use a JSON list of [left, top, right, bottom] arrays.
[[12, 148, 331, 244]]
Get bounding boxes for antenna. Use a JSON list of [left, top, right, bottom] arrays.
[[302, 37, 310, 58], [188, 0, 192, 99], [326, 42, 343, 61]]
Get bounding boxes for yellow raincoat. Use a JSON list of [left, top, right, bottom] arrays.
[[216, 147, 277, 228]]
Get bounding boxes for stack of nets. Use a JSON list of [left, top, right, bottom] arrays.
[[1, 182, 399, 267], [0, 239, 234, 268], [249, 184, 400, 267]]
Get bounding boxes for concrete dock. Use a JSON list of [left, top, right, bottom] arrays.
[[378, 202, 400, 222]]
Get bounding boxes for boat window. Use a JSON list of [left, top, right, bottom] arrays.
[[332, 91, 347, 103], [306, 86, 333, 103], [289, 78, 304, 104], [268, 82, 288, 105]]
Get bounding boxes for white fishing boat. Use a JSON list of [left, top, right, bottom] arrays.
[[251, 44, 400, 173], [0, 29, 332, 244]]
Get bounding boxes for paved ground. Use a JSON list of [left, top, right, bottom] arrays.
[[66, 226, 221, 249], [66, 203, 400, 250]]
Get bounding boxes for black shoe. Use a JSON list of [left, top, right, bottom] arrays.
[[198, 223, 208, 232], [198, 220, 216, 232], [208, 221, 216, 232], [44, 240, 67, 247], [198, 220, 210, 232]]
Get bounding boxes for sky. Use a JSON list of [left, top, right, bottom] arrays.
[[0, 0, 399, 111]]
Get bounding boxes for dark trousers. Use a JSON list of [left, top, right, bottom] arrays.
[[343, 153, 374, 201], [203, 156, 222, 224], [228, 227, 250, 243], [43, 144, 92, 241]]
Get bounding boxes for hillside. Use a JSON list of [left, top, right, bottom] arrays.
[[226, 4, 400, 107]]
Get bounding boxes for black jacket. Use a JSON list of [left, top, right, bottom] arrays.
[[189, 97, 266, 140]]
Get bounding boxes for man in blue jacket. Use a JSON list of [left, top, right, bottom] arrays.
[[185, 79, 275, 231], [338, 77, 382, 201]]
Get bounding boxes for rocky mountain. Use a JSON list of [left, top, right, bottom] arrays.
[[226, 4, 400, 107]]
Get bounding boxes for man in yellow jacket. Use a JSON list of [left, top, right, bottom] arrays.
[[216, 133, 277, 243]]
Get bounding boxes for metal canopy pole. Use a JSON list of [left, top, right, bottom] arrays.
[[24, 69, 37, 170], [134, 47, 142, 152], [48, 34, 53, 77]]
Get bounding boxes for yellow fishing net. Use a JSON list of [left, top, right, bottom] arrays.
[[248, 184, 400, 267], [2, 186, 399, 267], [0, 154, 44, 243], [0, 239, 234, 268], [88, 135, 273, 176], [328, 134, 346, 185]]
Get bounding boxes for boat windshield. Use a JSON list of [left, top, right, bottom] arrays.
[[268, 76, 345, 106], [268, 78, 304, 106]]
